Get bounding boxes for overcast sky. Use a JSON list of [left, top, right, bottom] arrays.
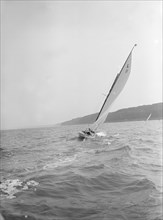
[[1, 1, 162, 130]]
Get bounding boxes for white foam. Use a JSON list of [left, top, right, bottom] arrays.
[[26, 180, 39, 186], [0, 179, 39, 199], [96, 132, 106, 137], [113, 133, 119, 137]]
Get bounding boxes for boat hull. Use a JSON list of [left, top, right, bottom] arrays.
[[78, 131, 95, 140]]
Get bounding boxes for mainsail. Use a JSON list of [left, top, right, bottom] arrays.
[[90, 44, 137, 131]]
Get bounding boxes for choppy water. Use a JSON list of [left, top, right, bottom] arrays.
[[0, 120, 162, 220]]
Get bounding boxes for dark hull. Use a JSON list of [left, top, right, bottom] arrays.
[[78, 131, 95, 140]]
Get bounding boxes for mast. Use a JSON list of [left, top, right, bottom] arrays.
[[95, 44, 137, 122]]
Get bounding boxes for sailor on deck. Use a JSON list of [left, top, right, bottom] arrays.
[[83, 128, 95, 136]]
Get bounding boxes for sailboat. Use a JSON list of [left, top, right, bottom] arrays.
[[79, 44, 137, 140], [146, 113, 152, 121]]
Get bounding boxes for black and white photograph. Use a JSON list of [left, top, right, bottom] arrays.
[[0, 1, 162, 219]]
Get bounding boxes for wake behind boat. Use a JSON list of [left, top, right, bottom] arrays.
[[79, 44, 137, 140]]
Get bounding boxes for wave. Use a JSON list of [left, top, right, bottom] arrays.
[[0, 149, 13, 159], [139, 162, 162, 172], [111, 145, 132, 152], [80, 164, 105, 171], [137, 138, 155, 144], [109, 145, 132, 159], [122, 178, 156, 193], [62, 172, 135, 192], [0, 121, 162, 220], [136, 147, 153, 152], [43, 155, 77, 170]]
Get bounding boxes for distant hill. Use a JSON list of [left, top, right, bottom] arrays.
[[62, 103, 163, 125]]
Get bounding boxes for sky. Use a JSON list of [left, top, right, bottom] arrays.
[[1, 1, 162, 130]]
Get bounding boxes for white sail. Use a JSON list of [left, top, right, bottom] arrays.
[[90, 45, 136, 131], [146, 113, 152, 121]]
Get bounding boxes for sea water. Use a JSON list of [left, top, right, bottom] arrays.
[[0, 120, 162, 220]]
